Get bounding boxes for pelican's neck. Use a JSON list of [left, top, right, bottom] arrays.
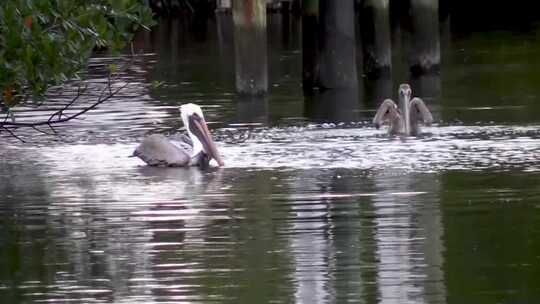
[[187, 130, 204, 158], [400, 94, 410, 135]]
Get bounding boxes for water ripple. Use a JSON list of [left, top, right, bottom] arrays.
[[3, 124, 539, 173], [218, 124, 540, 171]]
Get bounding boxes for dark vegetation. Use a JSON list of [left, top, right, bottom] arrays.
[[0, 0, 153, 138]]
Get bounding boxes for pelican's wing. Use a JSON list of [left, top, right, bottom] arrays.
[[410, 97, 433, 125], [372, 99, 397, 128], [169, 133, 193, 147], [133, 134, 191, 166]]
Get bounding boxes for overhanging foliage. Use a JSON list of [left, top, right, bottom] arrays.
[[0, 0, 154, 108]]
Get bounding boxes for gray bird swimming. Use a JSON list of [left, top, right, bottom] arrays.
[[372, 84, 433, 136], [133, 103, 224, 168]]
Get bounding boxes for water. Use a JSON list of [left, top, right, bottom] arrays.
[[2, 16, 540, 303]]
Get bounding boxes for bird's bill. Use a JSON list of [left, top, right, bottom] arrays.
[[188, 114, 224, 166]]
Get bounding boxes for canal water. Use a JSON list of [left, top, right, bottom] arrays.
[[1, 16, 540, 303]]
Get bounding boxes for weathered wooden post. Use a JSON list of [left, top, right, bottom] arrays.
[[291, 0, 301, 16], [359, 0, 392, 78], [281, 0, 291, 14], [233, 0, 268, 95], [281, 0, 291, 47], [217, 0, 233, 47], [408, 0, 440, 74], [216, 6, 235, 85], [217, 0, 232, 12], [302, 0, 319, 94], [317, 0, 358, 89]]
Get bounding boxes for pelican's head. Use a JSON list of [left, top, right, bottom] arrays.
[[180, 103, 224, 167], [398, 83, 412, 102], [398, 84, 412, 135]]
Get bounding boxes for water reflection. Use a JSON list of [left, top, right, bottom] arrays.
[[324, 170, 377, 304], [288, 170, 334, 303], [2, 141, 540, 302], [410, 72, 441, 102], [363, 75, 393, 108], [304, 88, 362, 123], [233, 96, 269, 124], [372, 173, 445, 303]]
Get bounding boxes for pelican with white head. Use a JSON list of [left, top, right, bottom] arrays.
[[133, 103, 224, 167], [180, 103, 224, 166]]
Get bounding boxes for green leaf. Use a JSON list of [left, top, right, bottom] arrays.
[[0, 0, 154, 106]]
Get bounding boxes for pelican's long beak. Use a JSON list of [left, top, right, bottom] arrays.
[[188, 114, 224, 167]]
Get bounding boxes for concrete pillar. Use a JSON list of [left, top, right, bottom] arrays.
[[359, 0, 392, 78], [233, 0, 268, 95]]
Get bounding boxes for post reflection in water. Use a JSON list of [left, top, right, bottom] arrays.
[[287, 171, 334, 304], [0, 142, 455, 303], [304, 88, 361, 123], [409, 72, 441, 123], [46, 150, 227, 302], [409, 73, 441, 104], [363, 75, 393, 108], [234, 95, 269, 124], [284, 169, 448, 304], [372, 172, 446, 304]]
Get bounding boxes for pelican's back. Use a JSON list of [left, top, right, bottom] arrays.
[[133, 134, 191, 167]]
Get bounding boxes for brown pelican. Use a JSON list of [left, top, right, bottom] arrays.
[[372, 84, 433, 136], [133, 103, 224, 168]]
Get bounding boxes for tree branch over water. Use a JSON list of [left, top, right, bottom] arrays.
[[0, 1, 154, 142], [0, 79, 129, 142]]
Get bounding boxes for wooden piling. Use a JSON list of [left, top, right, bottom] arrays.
[[301, 0, 320, 94], [291, 0, 301, 17], [217, 0, 232, 12], [233, 0, 268, 95], [317, 0, 358, 89], [281, 0, 291, 47], [359, 0, 391, 78], [217, 10, 235, 85], [408, 0, 440, 74]]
